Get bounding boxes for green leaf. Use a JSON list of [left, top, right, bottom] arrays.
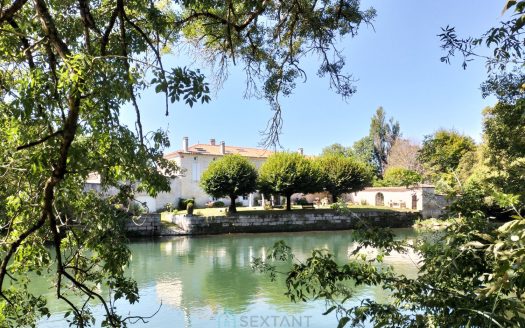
[[322, 306, 337, 315], [337, 317, 350, 328]]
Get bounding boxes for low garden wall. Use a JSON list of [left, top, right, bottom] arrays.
[[125, 214, 161, 237], [164, 211, 419, 235]]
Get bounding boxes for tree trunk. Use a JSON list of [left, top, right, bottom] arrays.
[[229, 195, 237, 213], [286, 194, 292, 211]]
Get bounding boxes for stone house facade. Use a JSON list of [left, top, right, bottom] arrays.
[[348, 185, 447, 218], [147, 137, 274, 209]]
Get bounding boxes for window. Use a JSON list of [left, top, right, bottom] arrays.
[[243, 195, 249, 200], [192, 162, 200, 181]]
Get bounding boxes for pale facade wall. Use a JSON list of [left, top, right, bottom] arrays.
[[350, 188, 423, 210], [134, 178, 181, 212], [350, 187, 447, 218], [421, 187, 448, 218], [164, 153, 267, 208]]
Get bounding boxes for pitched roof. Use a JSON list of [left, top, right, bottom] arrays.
[[361, 184, 435, 192], [164, 143, 274, 159]]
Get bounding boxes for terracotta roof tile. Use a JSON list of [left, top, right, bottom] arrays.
[[164, 144, 274, 159]]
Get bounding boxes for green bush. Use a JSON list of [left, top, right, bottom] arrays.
[[235, 201, 243, 207], [129, 202, 147, 215], [178, 198, 194, 210], [212, 201, 225, 208], [186, 201, 194, 215], [295, 197, 309, 205], [159, 203, 175, 213]]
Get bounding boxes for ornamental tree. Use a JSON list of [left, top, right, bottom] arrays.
[[200, 155, 258, 213], [0, 0, 376, 325], [316, 154, 373, 202], [258, 152, 322, 211]]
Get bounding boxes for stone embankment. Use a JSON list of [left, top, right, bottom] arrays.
[[124, 214, 161, 237], [156, 211, 419, 236]]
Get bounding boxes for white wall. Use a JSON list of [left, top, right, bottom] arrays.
[[164, 154, 267, 208], [351, 187, 423, 210]]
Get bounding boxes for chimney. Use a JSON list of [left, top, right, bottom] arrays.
[[298, 148, 304, 155], [220, 141, 225, 155], [183, 137, 189, 152], [210, 138, 216, 146]]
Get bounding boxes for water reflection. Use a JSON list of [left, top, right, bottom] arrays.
[[39, 229, 419, 327]]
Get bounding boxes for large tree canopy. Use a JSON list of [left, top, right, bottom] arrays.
[[418, 129, 476, 176], [316, 154, 372, 202], [200, 154, 257, 213], [0, 0, 375, 325], [258, 152, 322, 211]]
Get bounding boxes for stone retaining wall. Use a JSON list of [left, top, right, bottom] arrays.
[[167, 211, 418, 235], [125, 214, 161, 236]]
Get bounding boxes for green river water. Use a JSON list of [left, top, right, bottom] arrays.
[[38, 229, 419, 328]]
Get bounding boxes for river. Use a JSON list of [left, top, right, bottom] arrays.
[[38, 229, 419, 328]]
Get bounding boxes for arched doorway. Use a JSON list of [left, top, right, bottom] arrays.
[[412, 194, 418, 210], [375, 192, 384, 206]]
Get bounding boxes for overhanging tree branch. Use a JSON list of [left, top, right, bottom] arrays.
[[16, 130, 64, 151], [0, 0, 28, 25]]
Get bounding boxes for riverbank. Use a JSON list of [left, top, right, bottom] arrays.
[[125, 209, 420, 236]]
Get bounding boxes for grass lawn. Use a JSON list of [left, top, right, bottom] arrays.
[[171, 204, 417, 217]]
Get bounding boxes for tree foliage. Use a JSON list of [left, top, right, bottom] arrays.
[[179, 0, 376, 146], [320, 143, 354, 158], [374, 167, 422, 188], [316, 154, 373, 202], [369, 107, 401, 177], [439, 0, 525, 104], [254, 210, 525, 328], [258, 152, 321, 211], [418, 129, 476, 178], [200, 154, 257, 213], [253, 3, 525, 328], [483, 100, 525, 203], [352, 136, 380, 175], [0, 0, 376, 325]]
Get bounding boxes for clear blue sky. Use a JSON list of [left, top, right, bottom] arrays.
[[123, 1, 505, 155]]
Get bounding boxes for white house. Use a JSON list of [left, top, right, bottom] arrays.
[[152, 137, 274, 209]]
